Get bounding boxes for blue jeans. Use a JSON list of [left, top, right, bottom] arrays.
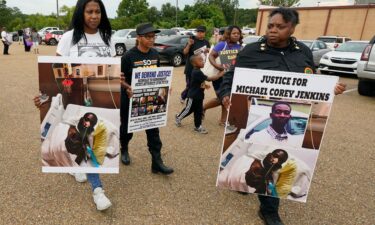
[[87, 173, 102, 191], [258, 195, 279, 214]]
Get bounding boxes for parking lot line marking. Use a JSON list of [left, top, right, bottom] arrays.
[[343, 88, 357, 94]]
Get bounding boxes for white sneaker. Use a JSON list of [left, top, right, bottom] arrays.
[[175, 114, 182, 127], [225, 123, 238, 135], [93, 187, 112, 211], [69, 173, 87, 183], [194, 126, 208, 134]]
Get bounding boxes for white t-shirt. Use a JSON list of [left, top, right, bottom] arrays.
[[1, 31, 7, 42], [56, 29, 115, 57], [246, 127, 304, 149]]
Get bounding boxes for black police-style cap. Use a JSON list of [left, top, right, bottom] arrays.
[[136, 23, 160, 35], [196, 25, 206, 32]]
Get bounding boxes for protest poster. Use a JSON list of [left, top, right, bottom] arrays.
[[216, 68, 338, 202], [128, 67, 173, 133], [38, 56, 121, 174], [219, 49, 239, 68]]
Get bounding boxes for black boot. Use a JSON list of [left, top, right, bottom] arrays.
[[121, 149, 131, 165], [151, 154, 174, 175]]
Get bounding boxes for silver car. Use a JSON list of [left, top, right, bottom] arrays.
[[112, 29, 137, 56], [357, 36, 375, 96], [300, 40, 331, 67]]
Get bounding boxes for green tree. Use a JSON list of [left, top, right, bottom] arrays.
[[195, 0, 239, 25], [160, 3, 176, 26], [116, 0, 150, 28], [59, 5, 75, 30], [259, 0, 299, 7], [236, 8, 258, 28]]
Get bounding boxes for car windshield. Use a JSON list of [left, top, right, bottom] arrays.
[[317, 37, 336, 43], [301, 41, 312, 48], [113, 30, 129, 37], [335, 42, 367, 53]]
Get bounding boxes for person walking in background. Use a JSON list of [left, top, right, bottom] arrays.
[[18, 29, 24, 45], [180, 25, 210, 104], [23, 28, 32, 52], [31, 28, 40, 54], [175, 55, 223, 134], [1, 27, 10, 55], [204, 25, 243, 128]]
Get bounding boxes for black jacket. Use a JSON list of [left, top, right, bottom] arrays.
[[218, 37, 316, 100]]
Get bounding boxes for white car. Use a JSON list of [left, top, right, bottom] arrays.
[[38, 27, 59, 41], [318, 41, 368, 76], [242, 27, 256, 35], [357, 36, 375, 96], [317, 36, 351, 50], [111, 29, 137, 56]]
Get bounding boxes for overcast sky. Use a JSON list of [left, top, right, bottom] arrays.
[[6, 0, 354, 18]]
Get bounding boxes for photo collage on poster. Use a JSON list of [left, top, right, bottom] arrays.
[[38, 56, 121, 174], [216, 68, 338, 203], [131, 87, 168, 118]]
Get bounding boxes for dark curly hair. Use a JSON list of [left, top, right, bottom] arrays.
[[269, 7, 300, 27]]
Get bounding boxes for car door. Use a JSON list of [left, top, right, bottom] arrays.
[[124, 30, 137, 50]]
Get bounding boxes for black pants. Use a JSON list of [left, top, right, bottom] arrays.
[[180, 74, 190, 100], [176, 98, 203, 128], [258, 195, 279, 214], [120, 93, 162, 158], [2, 41, 9, 55]]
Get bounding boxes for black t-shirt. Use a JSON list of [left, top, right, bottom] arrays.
[[184, 37, 210, 78], [187, 68, 208, 99], [121, 46, 160, 87]]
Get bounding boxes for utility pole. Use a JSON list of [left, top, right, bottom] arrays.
[[176, 0, 178, 27], [56, 0, 59, 28]]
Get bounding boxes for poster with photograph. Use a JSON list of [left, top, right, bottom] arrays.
[[216, 68, 338, 202], [128, 67, 173, 133], [38, 56, 121, 174]]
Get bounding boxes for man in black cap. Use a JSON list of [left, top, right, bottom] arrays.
[[120, 22, 174, 175], [180, 25, 210, 103]]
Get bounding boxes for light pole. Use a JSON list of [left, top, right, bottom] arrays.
[[176, 0, 178, 27], [56, 0, 59, 28]]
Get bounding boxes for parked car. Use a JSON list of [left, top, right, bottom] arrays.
[[171, 27, 186, 35], [154, 35, 190, 67], [357, 36, 375, 96], [38, 27, 59, 41], [242, 35, 261, 47], [300, 40, 331, 66], [317, 36, 351, 50], [44, 30, 64, 45], [157, 29, 178, 37], [187, 28, 197, 36], [318, 41, 368, 76], [111, 29, 137, 56], [242, 27, 256, 35]]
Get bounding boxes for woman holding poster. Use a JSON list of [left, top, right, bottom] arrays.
[[34, 0, 114, 211], [219, 7, 346, 225], [204, 26, 243, 127]]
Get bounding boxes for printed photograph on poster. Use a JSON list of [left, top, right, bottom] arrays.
[[130, 87, 168, 118], [217, 143, 318, 203], [216, 68, 339, 202], [38, 56, 121, 174], [243, 98, 311, 149]]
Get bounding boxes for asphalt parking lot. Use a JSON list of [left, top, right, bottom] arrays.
[[0, 44, 374, 225]]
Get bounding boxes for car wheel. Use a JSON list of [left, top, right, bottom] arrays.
[[171, 53, 183, 67], [358, 79, 375, 96], [49, 38, 57, 46], [116, 44, 126, 56]]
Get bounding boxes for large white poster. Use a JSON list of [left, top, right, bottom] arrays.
[[38, 56, 121, 174], [128, 67, 173, 133], [216, 68, 338, 202]]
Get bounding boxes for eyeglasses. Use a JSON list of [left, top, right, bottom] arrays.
[[140, 35, 156, 40]]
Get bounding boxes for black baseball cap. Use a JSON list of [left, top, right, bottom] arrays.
[[196, 25, 206, 32], [136, 23, 160, 35]]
